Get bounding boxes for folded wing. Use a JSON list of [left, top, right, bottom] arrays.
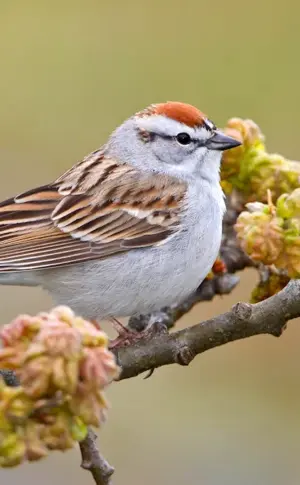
[[0, 151, 186, 271]]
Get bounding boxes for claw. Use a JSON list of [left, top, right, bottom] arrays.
[[108, 318, 168, 350]]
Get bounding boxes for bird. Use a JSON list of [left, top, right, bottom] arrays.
[[0, 102, 240, 330]]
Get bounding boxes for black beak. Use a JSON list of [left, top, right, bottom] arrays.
[[205, 130, 242, 151]]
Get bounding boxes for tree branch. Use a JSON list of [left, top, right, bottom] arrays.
[[79, 429, 114, 485], [115, 279, 300, 380]]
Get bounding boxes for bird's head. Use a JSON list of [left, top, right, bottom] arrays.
[[108, 101, 241, 183]]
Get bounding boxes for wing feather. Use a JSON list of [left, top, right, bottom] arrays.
[[0, 151, 187, 271]]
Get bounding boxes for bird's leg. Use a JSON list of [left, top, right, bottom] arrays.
[[110, 317, 131, 337], [108, 317, 168, 350], [108, 317, 137, 349], [91, 318, 135, 349]]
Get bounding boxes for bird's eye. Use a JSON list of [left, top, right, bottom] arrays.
[[176, 133, 191, 145]]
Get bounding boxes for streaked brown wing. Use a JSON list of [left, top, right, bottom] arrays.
[[0, 152, 186, 271]]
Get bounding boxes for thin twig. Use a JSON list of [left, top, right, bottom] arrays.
[[79, 428, 114, 485]]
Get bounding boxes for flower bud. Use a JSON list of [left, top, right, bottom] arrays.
[[0, 306, 119, 467], [235, 207, 284, 264]]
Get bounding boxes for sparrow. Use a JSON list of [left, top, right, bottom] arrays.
[[0, 102, 240, 322]]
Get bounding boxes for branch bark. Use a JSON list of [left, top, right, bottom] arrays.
[[115, 279, 300, 380], [79, 429, 114, 485]]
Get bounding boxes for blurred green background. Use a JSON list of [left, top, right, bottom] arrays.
[[1, 1, 300, 484]]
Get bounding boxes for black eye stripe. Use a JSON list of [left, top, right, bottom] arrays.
[[149, 132, 196, 143], [146, 131, 208, 147]]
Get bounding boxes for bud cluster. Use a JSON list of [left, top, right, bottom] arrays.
[[235, 189, 300, 278], [0, 306, 119, 467], [221, 118, 300, 203]]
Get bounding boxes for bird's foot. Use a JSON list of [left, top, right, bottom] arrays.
[[108, 318, 168, 350]]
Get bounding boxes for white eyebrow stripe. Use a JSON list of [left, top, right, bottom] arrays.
[[135, 115, 211, 140]]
